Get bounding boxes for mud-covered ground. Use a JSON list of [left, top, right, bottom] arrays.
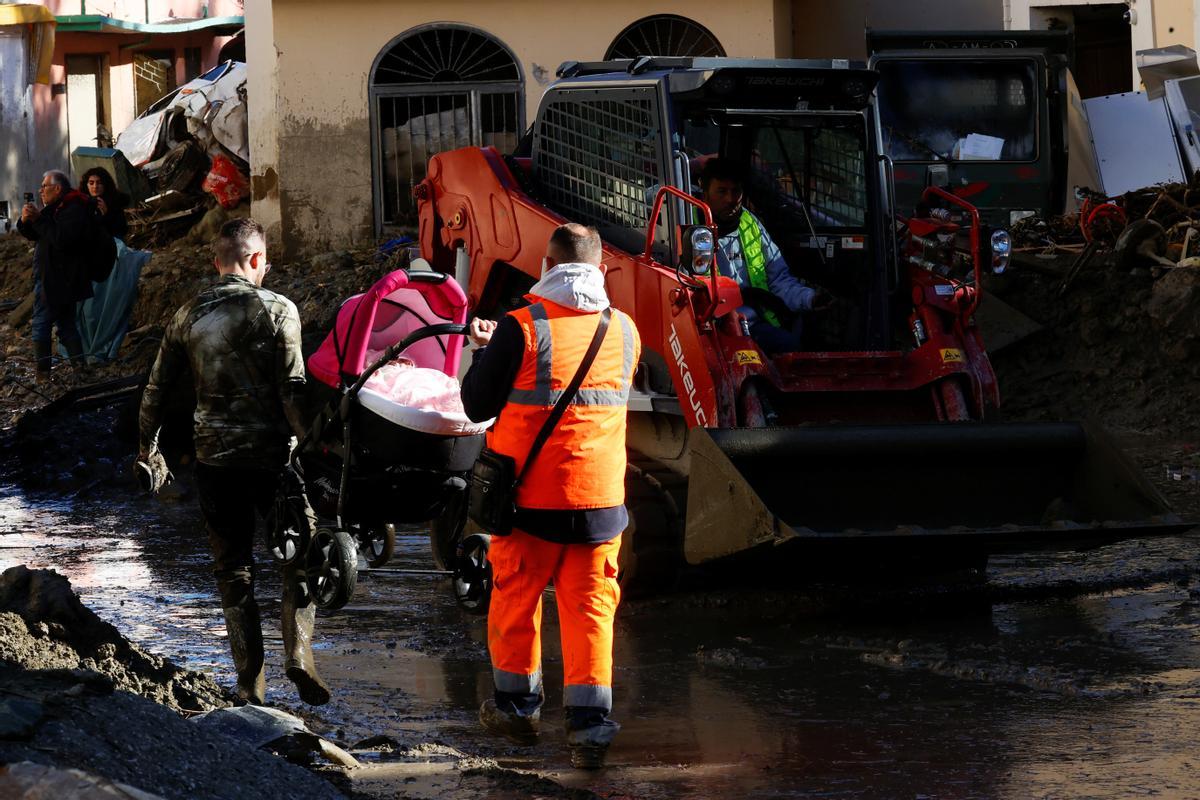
[[3, 220, 1200, 796], [0, 500, 598, 800], [3, 486, 1200, 799], [0, 566, 345, 800], [989, 251, 1200, 514]]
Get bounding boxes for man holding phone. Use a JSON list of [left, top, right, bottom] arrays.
[[18, 170, 92, 378]]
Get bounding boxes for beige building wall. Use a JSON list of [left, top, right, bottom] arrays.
[[252, 0, 785, 257], [245, 0, 282, 250], [791, 0, 1004, 59], [1154, 0, 1197, 47]]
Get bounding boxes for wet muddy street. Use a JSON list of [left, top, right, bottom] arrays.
[[4, 482, 1200, 799]]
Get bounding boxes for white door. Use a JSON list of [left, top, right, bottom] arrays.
[[0, 31, 30, 222], [66, 55, 101, 155]]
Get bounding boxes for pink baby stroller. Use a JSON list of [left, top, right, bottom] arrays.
[[269, 266, 493, 612]]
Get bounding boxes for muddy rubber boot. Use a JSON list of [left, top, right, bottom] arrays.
[[33, 340, 52, 381], [281, 578, 330, 706], [479, 699, 540, 746], [222, 601, 265, 705], [566, 717, 620, 770], [60, 335, 86, 373]]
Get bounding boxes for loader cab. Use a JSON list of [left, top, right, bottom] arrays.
[[666, 63, 892, 350], [676, 109, 887, 349], [533, 59, 901, 355]]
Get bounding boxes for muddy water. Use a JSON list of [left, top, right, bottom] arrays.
[[4, 484, 1200, 799]]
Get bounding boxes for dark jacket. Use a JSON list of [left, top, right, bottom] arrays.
[[17, 190, 95, 305], [140, 275, 307, 468], [98, 194, 128, 241]]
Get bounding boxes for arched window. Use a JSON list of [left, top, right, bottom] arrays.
[[605, 15, 725, 60], [370, 24, 523, 230]]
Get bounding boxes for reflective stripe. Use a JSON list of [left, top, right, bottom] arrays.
[[738, 210, 780, 328], [508, 303, 554, 406], [493, 666, 542, 695], [507, 308, 635, 408], [508, 387, 630, 407], [564, 684, 612, 711], [618, 313, 635, 387]]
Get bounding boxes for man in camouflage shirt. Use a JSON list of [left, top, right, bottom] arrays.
[[138, 218, 329, 706]]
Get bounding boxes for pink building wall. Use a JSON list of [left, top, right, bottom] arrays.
[[39, 1, 243, 22], [24, 0, 240, 178]]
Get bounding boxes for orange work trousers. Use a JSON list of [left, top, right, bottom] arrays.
[[487, 528, 622, 711]]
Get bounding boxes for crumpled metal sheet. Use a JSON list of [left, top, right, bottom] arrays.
[[114, 114, 166, 167], [114, 61, 248, 168], [191, 705, 360, 767]]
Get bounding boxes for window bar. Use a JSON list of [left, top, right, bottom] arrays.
[[399, 94, 411, 219]]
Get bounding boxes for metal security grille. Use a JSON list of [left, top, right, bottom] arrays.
[[370, 25, 523, 231], [808, 130, 867, 227], [606, 15, 725, 60], [374, 27, 520, 85], [533, 88, 665, 252]]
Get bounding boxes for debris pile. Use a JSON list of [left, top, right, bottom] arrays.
[[988, 231, 1200, 520], [0, 566, 347, 800], [1011, 176, 1200, 275], [106, 61, 250, 247], [0, 565, 228, 712]]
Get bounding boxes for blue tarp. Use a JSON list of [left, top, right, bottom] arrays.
[[62, 240, 151, 362]]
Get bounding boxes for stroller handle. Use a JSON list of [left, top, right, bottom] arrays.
[[348, 323, 468, 398]]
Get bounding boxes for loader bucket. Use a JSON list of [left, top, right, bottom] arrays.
[[684, 422, 1192, 566]]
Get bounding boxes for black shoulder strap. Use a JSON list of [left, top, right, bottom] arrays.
[[515, 307, 612, 487]]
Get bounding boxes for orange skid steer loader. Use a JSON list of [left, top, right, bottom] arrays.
[[416, 57, 1187, 598]]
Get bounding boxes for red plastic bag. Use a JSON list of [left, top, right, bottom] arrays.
[[202, 155, 249, 209]]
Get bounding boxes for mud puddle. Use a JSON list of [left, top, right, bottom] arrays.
[[4, 485, 1200, 798]]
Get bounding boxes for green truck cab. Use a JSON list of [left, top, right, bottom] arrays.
[[868, 30, 1081, 228]]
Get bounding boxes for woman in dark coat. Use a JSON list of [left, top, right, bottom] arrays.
[[80, 166, 129, 241]]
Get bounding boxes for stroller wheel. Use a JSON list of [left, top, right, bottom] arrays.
[[453, 533, 492, 615], [306, 527, 359, 611], [268, 492, 314, 565], [430, 489, 466, 572], [362, 523, 396, 568]]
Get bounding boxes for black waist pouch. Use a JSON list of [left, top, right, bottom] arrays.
[[467, 447, 517, 535]]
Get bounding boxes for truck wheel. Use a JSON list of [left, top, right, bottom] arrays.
[[619, 464, 683, 599]]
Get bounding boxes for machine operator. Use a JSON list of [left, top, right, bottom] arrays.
[[699, 158, 832, 354]]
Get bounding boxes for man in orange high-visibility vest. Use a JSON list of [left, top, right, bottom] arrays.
[[461, 223, 640, 770]]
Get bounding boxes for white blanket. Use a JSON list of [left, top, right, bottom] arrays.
[[359, 359, 491, 436]]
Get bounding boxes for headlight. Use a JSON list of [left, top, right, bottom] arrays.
[[691, 226, 715, 275], [990, 229, 1011, 274]]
